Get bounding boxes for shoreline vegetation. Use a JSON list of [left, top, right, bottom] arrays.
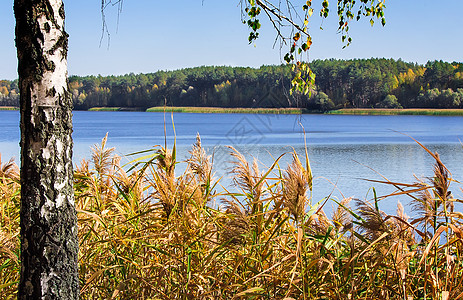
[[0, 106, 18, 111], [1, 134, 463, 298], [327, 108, 463, 116], [85, 106, 463, 116], [4, 106, 463, 116], [146, 106, 304, 114], [4, 106, 463, 115]]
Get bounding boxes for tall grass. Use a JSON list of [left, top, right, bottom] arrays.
[[1, 136, 463, 299], [88, 107, 123, 111], [0, 155, 20, 298], [328, 108, 463, 116], [146, 106, 305, 114], [0, 107, 19, 111]]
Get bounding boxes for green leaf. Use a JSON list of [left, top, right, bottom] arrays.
[[284, 53, 291, 63]]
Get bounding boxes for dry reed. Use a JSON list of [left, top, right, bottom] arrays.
[[0, 135, 462, 299]]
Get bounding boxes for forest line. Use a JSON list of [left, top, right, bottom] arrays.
[[1, 58, 462, 111]]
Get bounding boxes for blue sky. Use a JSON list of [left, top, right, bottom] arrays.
[[1, 0, 462, 80]]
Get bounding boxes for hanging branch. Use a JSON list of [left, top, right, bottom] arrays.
[[100, 0, 124, 48], [242, 0, 386, 95], [99, 0, 386, 95]]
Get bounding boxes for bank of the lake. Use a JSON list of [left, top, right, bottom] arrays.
[[328, 108, 463, 116], [88, 107, 146, 112], [88, 106, 463, 116], [145, 106, 305, 114], [0, 106, 18, 111], [4, 105, 463, 115]]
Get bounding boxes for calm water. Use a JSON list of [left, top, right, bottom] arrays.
[[1, 110, 462, 215]]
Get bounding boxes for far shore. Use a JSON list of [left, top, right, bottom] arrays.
[[94, 106, 463, 116], [0, 106, 19, 111], [327, 108, 463, 116], [145, 106, 304, 114], [3, 106, 463, 116]]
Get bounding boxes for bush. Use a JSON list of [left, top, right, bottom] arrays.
[[313, 92, 336, 111], [377, 94, 403, 109]]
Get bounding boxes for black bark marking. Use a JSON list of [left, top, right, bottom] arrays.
[[48, 31, 68, 58], [59, 3, 65, 19], [43, 22, 50, 33]]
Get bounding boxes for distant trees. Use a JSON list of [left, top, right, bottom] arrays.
[[64, 59, 462, 110], [413, 88, 463, 108], [67, 65, 294, 110], [2, 59, 463, 111], [0, 80, 19, 106]]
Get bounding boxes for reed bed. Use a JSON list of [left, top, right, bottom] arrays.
[[1, 136, 463, 299], [0, 107, 19, 111], [88, 107, 124, 111], [327, 108, 463, 116], [146, 106, 305, 114]]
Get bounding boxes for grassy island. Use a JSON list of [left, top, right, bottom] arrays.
[[146, 106, 305, 114]]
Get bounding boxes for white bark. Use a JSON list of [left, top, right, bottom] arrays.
[[15, 0, 79, 298]]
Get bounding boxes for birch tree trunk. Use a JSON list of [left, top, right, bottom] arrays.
[[14, 0, 79, 298]]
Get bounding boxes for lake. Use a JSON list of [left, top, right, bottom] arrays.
[[1, 110, 462, 216]]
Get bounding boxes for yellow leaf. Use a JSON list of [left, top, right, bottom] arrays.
[[234, 287, 264, 298]]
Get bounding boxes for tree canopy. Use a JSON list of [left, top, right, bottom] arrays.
[[3, 59, 462, 111]]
